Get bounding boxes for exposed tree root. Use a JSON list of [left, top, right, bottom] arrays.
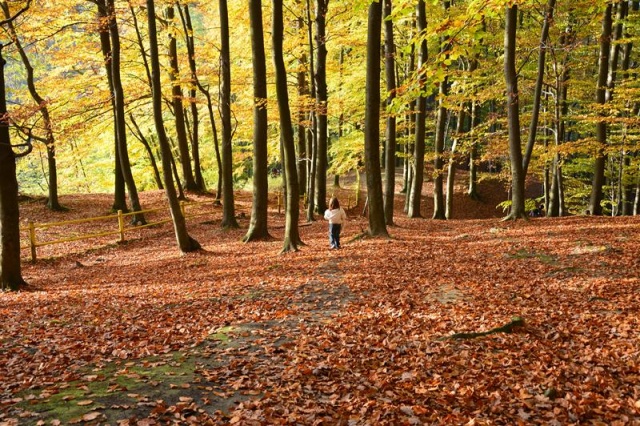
[[440, 317, 525, 340]]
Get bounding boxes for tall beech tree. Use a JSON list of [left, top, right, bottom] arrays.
[[217, 0, 238, 229], [272, 0, 302, 252], [1, 2, 62, 211], [243, 0, 271, 242], [146, 0, 199, 253], [106, 0, 145, 225], [408, 0, 427, 218], [503, 4, 526, 220], [383, 0, 396, 226], [314, 0, 329, 214], [0, 1, 31, 291], [166, 5, 197, 192], [364, 0, 388, 237], [589, 4, 613, 216]]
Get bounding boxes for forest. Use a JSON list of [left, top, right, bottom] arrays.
[[0, 0, 639, 423]]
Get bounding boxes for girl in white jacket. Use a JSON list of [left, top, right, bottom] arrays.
[[324, 197, 347, 249]]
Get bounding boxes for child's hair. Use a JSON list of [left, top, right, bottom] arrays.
[[329, 197, 340, 210]]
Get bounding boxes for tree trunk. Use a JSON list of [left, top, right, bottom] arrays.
[[218, 0, 239, 228], [128, 114, 163, 190], [383, 0, 397, 227], [272, 0, 303, 252], [146, 0, 199, 253], [99, 1, 126, 212], [432, 0, 451, 220], [305, 0, 317, 222], [364, 0, 389, 237], [589, 4, 613, 215], [243, 0, 271, 242], [408, 0, 427, 218], [503, 5, 527, 220], [522, 0, 555, 176], [179, 4, 205, 192], [107, 0, 145, 225], [446, 107, 466, 219], [314, 0, 329, 214], [0, 47, 26, 291], [166, 6, 197, 192], [296, 8, 308, 197]]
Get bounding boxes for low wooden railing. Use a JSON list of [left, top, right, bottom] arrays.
[[21, 200, 213, 262]]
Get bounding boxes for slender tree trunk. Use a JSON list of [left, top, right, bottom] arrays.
[[432, 0, 451, 220], [218, 0, 239, 228], [0, 47, 26, 291], [446, 107, 466, 219], [244, 0, 271, 242], [107, 0, 145, 225], [589, 4, 613, 215], [383, 0, 397, 226], [179, 4, 205, 192], [166, 6, 197, 192], [408, 0, 427, 218], [146, 0, 199, 252], [314, 0, 329, 214], [296, 9, 308, 197], [522, 0, 556, 176], [273, 0, 303, 252], [364, 0, 389, 237], [95, 4, 116, 205], [504, 5, 526, 220], [467, 102, 480, 200], [129, 114, 163, 190], [305, 0, 317, 221]]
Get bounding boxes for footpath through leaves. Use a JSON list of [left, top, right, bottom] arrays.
[[1, 192, 640, 425]]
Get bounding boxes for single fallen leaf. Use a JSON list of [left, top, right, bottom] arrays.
[[76, 400, 93, 406]]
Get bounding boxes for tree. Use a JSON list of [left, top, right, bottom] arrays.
[[1, 2, 62, 211], [588, 4, 613, 216], [0, 1, 32, 291], [313, 0, 329, 214], [503, 4, 526, 220], [106, 0, 145, 225], [364, 0, 388, 237], [272, 0, 303, 252], [217, 0, 238, 229], [383, 0, 396, 226], [243, 0, 271, 242], [166, 5, 197, 192], [408, 0, 427, 219], [146, 0, 199, 253]]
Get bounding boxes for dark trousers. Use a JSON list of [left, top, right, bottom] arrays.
[[329, 223, 342, 248]]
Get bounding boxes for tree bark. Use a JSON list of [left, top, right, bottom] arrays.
[[218, 0, 239, 228], [243, 0, 271, 242], [589, 4, 613, 216], [314, 0, 329, 214], [106, 0, 145, 225], [166, 5, 197, 192], [0, 47, 26, 291], [272, 0, 303, 252], [408, 1, 427, 218], [503, 5, 527, 220], [383, 0, 396, 226], [522, 0, 555, 176], [146, 0, 199, 253], [179, 4, 205, 192], [296, 8, 308, 197], [128, 113, 163, 190], [363, 0, 389, 237]]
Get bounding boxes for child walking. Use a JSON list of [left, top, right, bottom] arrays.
[[324, 197, 347, 249]]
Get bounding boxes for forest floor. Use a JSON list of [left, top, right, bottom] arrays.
[[1, 175, 639, 425]]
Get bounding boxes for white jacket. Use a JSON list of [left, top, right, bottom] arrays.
[[324, 208, 347, 224]]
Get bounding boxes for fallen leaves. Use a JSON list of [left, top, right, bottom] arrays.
[[1, 192, 639, 424]]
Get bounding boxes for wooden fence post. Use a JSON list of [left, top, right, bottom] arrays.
[[277, 191, 281, 214], [28, 221, 37, 262], [117, 210, 125, 242]]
